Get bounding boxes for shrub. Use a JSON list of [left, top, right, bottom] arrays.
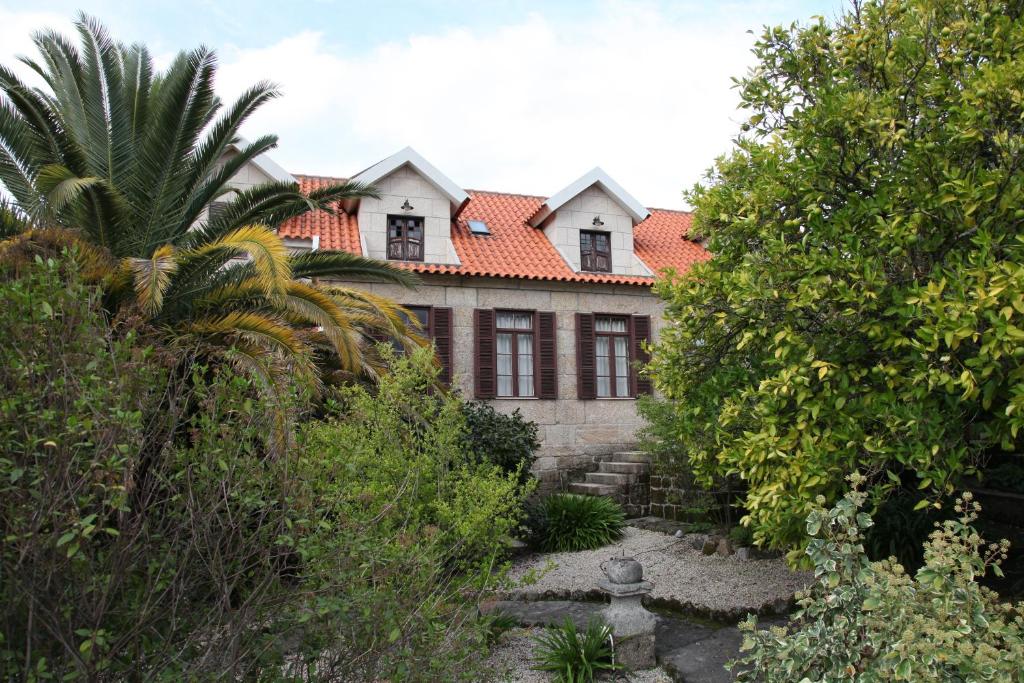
[[288, 347, 532, 680], [730, 474, 1024, 682], [0, 258, 310, 679], [526, 494, 626, 552], [728, 524, 755, 548], [647, 0, 1024, 553], [0, 259, 525, 681], [532, 618, 618, 683], [461, 399, 540, 484]]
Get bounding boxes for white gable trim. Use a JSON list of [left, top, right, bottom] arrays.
[[350, 146, 470, 215], [229, 136, 297, 185], [529, 167, 650, 227]]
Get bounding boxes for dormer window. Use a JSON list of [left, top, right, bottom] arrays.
[[387, 215, 424, 261], [580, 230, 611, 272]]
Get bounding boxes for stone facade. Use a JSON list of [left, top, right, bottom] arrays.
[[359, 272, 665, 488], [543, 184, 652, 277], [357, 165, 461, 265]]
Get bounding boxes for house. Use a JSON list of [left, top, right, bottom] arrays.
[[225, 145, 709, 489]]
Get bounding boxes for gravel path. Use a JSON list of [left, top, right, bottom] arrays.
[[483, 627, 673, 682], [504, 527, 811, 620]]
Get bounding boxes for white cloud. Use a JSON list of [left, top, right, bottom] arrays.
[[0, 7, 76, 88], [214, 3, 762, 208], [2, 2, 771, 208]]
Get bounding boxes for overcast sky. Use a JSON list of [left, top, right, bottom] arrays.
[[0, 0, 844, 208]]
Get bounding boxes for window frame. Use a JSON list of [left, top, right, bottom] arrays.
[[387, 215, 425, 262], [494, 309, 538, 398], [593, 314, 632, 398], [580, 229, 612, 273]]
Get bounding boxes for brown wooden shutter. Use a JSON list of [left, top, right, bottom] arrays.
[[631, 314, 653, 396], [474, 309, 496, 398], [432, 307, 454, 387], [537, 311, 558, 399], [576, 313, 596, 399]]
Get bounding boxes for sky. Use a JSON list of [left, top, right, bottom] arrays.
[[0, 0, 845, 209]]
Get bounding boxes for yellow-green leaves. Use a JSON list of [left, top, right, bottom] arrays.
[[646, 0, 1024, 553]]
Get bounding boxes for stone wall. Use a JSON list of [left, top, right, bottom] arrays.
[[543, 185, 652, 277], [355, 272, 666, 488], [357, 165, 461, 265]]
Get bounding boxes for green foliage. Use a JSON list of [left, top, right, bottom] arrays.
[[461, 399, 540, 484], [983, 459, 1024, 494], [0, 257, 305, 679], [0, 260, 522, 681], [863, 488, 950, 567], [728, 523, 756, 548], [288, 347, 533, 679], [532, 618, 619, 683], [730, 475, 1024, 682], [649, 0, 1024, 553], [525, 494, 626, 552], [0, 15, 421, 392]]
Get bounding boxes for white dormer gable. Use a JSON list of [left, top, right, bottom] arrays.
[[222, 136, 298, 187], [349, 147, 464, 266], [531, 169, 653, 277]]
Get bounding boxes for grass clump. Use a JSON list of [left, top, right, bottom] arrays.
[[532, 618, 618, 682], [527, 494, 625, 552]]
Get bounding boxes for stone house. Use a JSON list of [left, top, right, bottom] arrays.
[[226, 146, 709, 490]]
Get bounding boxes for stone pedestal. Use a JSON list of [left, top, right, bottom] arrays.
[[598, 557, 657, 670]]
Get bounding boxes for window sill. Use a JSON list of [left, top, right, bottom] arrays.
[[592, 397, 638, 401]]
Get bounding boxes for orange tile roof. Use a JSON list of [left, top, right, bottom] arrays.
[[279, 176, 709, 286], [278, 175, 362, 253]]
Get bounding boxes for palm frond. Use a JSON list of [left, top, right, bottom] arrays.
[[185, 224, 291, 299], [188, 310, 305, 357], [0, 199, 31, 239], [125, 244, 177, 315], [35, 163, 105, 214], [280, 281, 363, 371], [290, 249, 418, 287]]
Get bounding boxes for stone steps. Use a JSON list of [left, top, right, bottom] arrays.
[[569, 482, 620, 496], [613, 450, 651, 463], [585, 471, 637, 486], [599, 460, 649, 475], [568, 452, 652, 516]]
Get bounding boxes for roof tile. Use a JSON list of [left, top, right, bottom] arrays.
[[278, 176, 709, 285]]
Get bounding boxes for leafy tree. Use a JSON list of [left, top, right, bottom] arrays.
[[648, 0, 1024, 553], [730, 476, 1023, 682], [0, 15, 422, 390]]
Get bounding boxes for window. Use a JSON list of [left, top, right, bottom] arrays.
[[594, 316, 630, 397], [208, 200, 230, 223], [580, 230, 612, 272], [495, 311, 535, 397], [387, 215, 424, 261], [474, 309, 558, 400], [467, 219, 490, 235], [372, 305, 454, 386], [575, 313, 653, 399]]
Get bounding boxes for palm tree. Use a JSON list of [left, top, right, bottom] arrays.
[[0, 15, 424, 393]]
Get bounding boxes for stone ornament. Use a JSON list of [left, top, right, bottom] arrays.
[[597, 556, 657, 670]]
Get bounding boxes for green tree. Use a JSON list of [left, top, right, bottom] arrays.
[[0, 15, 422, 389], [648, 0, 1024, 554]]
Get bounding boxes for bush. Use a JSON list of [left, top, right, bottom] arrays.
[[730, 474, 1024, 682], [532, 618, 618, 683], [728, 524, 755, 548], [0, 259, 527, 681], [461, 399, 540, 484], [526, 494, 625, 552], [288, 347, 532, 680], [0, 258, 309, 679], [647, 0, 1024, 553]]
